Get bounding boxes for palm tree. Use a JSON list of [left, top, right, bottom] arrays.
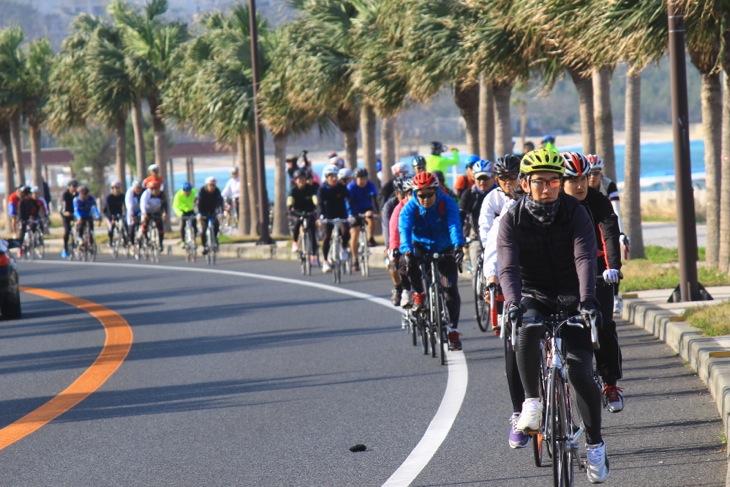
[[0, 27, 27, 186]]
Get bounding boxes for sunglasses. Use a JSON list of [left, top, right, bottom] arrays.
[[498, 174, 518, 182], [475, 175, 491, 182], [530, 178, 561, 189], [416, 191, 436, 200]]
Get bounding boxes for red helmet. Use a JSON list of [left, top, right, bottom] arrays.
[[411, 172, 440, 190], [560, 151, 590, 177], [147, 180, 161, 190]]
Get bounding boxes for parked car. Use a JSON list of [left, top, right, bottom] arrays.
[[0, 239, 21, 319]]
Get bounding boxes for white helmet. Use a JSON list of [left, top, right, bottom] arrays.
[[338, 168, 354, 180], [323, 164, 339, 177], [148, 163, 159, 172]]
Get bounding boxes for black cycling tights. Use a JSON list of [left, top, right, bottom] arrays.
[[517, 297, 603, 445], [504, 336, 525, 412]]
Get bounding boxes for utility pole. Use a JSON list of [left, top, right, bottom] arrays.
[[249, 0, 274, 245], [667, 1, 701, 301]]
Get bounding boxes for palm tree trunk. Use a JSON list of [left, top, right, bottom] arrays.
[[237, 133, 251, 236], [479, 75, 495, 160], [718, 71, 730, 273], [10, 112, 24, 186], [132, 98, 146, 185], [380, 116, 396, 183], [246, 131, 261, 235], [623, 70, 644, 259], [361, 104, 378, 184], [454, 80, 480, 155], [569, 68, 595, 154], [593, 66, 617, 182], [29, 122, 43, 188], [492, 81, 513, 157], [336, 104, 360, 169], [1, 123, 15, 233], [115, 115, 127, 191], [272, 132, 289, 236], [700, 72, 722, 269]]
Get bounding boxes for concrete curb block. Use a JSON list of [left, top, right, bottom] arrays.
[[622, 295, 730, 476]]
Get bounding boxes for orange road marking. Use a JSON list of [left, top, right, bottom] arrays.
[[0, 287, 133, 450]]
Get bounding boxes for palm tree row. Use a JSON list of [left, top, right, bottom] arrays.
[[2, 0, 730, 274]]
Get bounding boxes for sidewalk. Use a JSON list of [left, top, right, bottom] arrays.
[[619, 287, 730, 485]]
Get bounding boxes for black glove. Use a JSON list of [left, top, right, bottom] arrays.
[[579, 299, 598, 315], [453, 247, 464, 267], [403, 251, 412, 270], [506, 302, 524, 327]]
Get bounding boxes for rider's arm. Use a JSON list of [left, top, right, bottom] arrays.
[[368, 181, 380, 213], [73, 197, 81, 220], [397, 199, 415, 254], [572, 204, 598, 303], [594, 193, 622, 271], [172, 191, 184, 217], [497, 206, 522, 307], [445, 195, 466, 249], [139, 190, 150, 216], [388, 202, 404, 251]]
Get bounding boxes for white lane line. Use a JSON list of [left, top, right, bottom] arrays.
[[33, 260, 469, 486]]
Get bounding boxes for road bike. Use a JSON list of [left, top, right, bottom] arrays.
[[75, 219, 97, 262], [21, 219, 44, 261], [108, 215, 129, 259], [488, 282, 505, 336], [203, 214, 220, 265], [470, 246, 490, 332], [222, 198, 239, 236], [182, 215, 197, 263], [511, 304, 599, 486], [137, 216, 162, 263], [355, 213, 377, 278], [322, 218, 348, 284], [419, 251, 455, 365], [294, 211, 316, 276]]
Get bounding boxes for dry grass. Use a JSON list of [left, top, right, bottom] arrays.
[[683, 301, 730, 336]]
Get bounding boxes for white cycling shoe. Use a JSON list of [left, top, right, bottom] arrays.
[[515, 398, 542, 432], [586, 441, 610, 483]]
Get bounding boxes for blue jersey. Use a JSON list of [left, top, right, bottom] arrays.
[[399, 191, 465, 254], [73, 195, 101, 220], [346, 180, 377, 215]]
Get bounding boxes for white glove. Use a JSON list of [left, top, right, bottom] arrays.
[[602, 269, 620, 284], [619, 233, 630, 246]]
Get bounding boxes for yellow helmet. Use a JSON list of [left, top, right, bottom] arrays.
[[520, 149, 565, 175]]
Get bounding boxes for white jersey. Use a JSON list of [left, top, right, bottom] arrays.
[[140, 189, 164, 215], [478, 188, 511, 247], [483, 197, 518, 279], [221, 177, 240, 200], [125, 188, 141, 224]]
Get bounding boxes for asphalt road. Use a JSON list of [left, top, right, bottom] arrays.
[[0, 256, 725, 486]]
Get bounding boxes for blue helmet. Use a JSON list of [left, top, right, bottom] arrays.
[[542, 134, 555, 144], [466, 154, 480, 168], [473, 159, 494, 177], [182, 182, 192, 191]]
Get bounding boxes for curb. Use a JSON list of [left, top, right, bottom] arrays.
[[621, 291, 730, 485]]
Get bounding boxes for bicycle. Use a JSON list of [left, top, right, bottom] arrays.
[[222, 199, 239, 236], [203, 214, 220, 265], [294, 211, 316, 276], [321, 218, 348, 284], [137, 216, 162, 263], [182, 215, 198, 263], [109, 215, 129, 259], [402, 305, 430, 355], [487, 282, 505, 336], [471, 247, 490, 332], [355, 213, 377, 278], [511, 304, 599, 486], [21, 219, 44, 261], [75, 219, 97, 262], [418, 251, 455, 365]]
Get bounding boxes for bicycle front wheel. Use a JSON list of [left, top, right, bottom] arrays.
[[549, 369, 573, 487], [474, 272, 490, 332], [303, 233, 312, 276]]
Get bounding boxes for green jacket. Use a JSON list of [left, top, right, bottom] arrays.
[[425, 149, 460, 173], [173, 188, 197, 216]]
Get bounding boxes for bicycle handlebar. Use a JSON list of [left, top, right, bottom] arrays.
[[509, 310, 600, 351]]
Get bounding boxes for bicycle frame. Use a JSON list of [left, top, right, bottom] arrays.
[[419, 252, 452, 365], [322, 218, 348, 284]]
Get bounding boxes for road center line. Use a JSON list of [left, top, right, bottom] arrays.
[[0, 287, 133, 450], [30, 261, 469, 484]]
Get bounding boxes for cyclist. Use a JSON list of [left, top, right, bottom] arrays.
[[18, 186, 43, 257], [587, 153, 628, 315], [459, 159, 496, 273], [561, 152, 625, 414], [30, 186, 50, 234], [60, 179, 79, 258], [540, 134, 557, 152], [479, 154, 527, 449], [347, 168, 379, 270], [288, 169, 319, 267], [337, 167, 354, 187], [411, 155, 427, 175], [221, 166, 240, 224], [399, 172, 465, 351], [425, 141, 459, 173], [454, 154, 480, 198], [497, 149, 609, 483], [378, 162, 409, 209], [173, 182, 198, 246], [104, 181, 127, 245], [197, 177, 224, 255], [7, 185, 24, 238], [140, 180, 167, 248], [143, 163, 165, 192], [125, 180, 144, 248], [330, 155, 346, 169], [73, 185, 101, 244], [385, 176, 412, 307], [317, 164, 351, 274]]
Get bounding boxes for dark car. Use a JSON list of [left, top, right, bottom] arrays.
[[0, 239, 21, 319]]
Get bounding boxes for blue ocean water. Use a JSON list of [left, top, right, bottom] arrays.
[[174, 140, 706, 197]]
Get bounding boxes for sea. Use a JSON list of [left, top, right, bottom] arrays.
[[172, 139, 706, 196]]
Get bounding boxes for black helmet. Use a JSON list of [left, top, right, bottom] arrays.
[[78, 185, 90, 194], [67, 179, 78, 188], [494, 154, 521, 176], [430, 141, 445, 154], [411, 155, 426, 168], [21, 186, 31, 196], [292, 169, 307, 179], [355, 168, 368, 178]]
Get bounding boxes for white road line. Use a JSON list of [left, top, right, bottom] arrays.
[[31, 260, 469, 486]]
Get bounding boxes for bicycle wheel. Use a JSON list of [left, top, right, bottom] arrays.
[[420, 314, 430, 355], [34, 230, 45, 259], [111, 223, 120, 258], [550, 369, 572, 487], [303, 232, 312, 276], [185, 224, 196, 262], [206, 227, 215, 265], [428, 284, 439, 359], [532, 341, 549, 467], [438, 289, 449, 365], [22, 232, 32, 261], [474, 265, 490, 332]]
